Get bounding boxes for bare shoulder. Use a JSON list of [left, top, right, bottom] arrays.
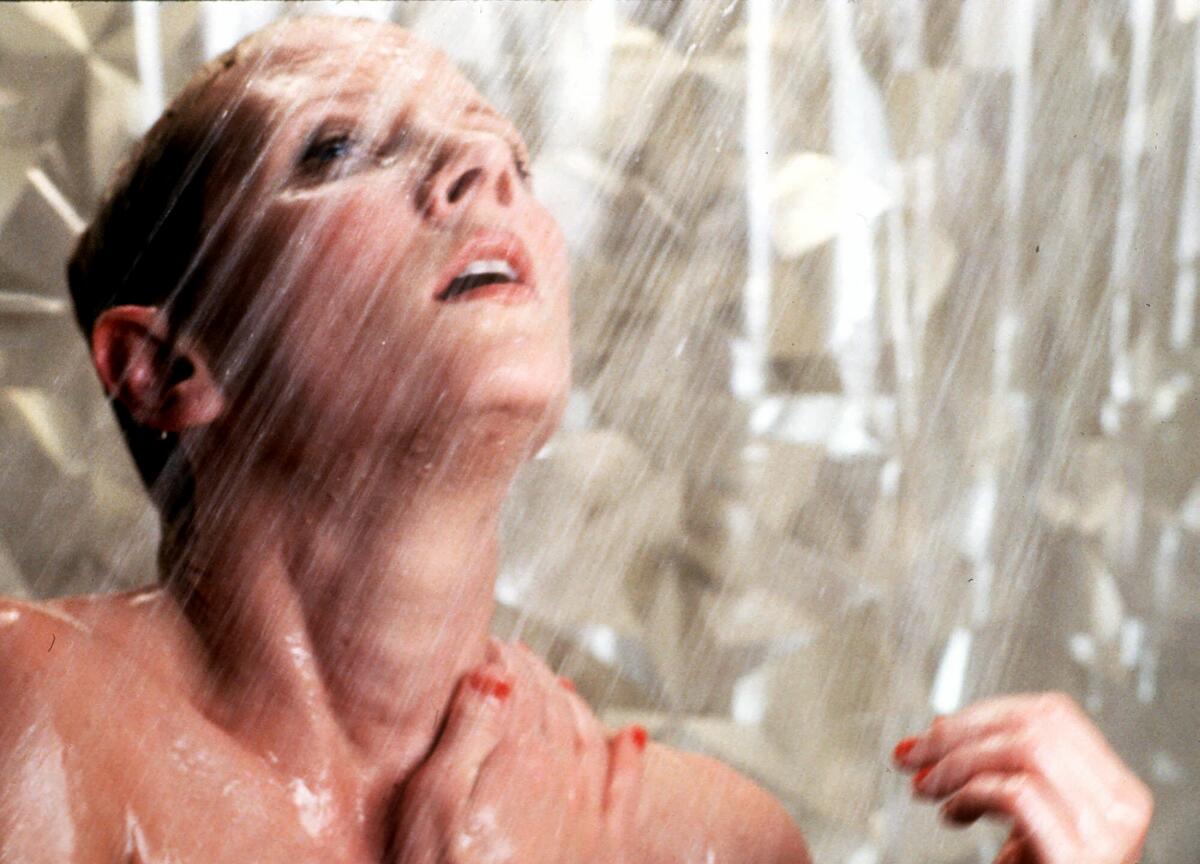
[[638, 741, 811, 864], [0, 594, 92, 712], [0, 588, 181, 738], [0, 592, 156, 858], [0, 596, 99, 848]]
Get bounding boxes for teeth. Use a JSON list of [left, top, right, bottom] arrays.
[[455, 258, 517, 280]]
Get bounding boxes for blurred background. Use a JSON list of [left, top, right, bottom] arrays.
[[1, 0, 1197, 860]]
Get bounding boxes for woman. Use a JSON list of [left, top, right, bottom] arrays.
[[0, 16, 1150, 863]]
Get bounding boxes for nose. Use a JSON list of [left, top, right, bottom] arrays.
[[420, 136, 516, 223]]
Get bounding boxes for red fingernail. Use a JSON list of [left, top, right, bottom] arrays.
[[467, 670, 512, 700], [893, 737, 918, 762], [913, 766, 933, 788], [630, 725, 648, 751], [558, 676, 576, 692]]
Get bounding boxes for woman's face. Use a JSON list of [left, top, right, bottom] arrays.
[[197, 19, 571, 469]]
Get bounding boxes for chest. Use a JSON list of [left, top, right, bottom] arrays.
[[61, 717, 378, 863]]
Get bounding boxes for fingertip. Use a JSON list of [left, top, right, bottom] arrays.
[[630, 724, 648, 752], [434, 667, 515, 761], [466, 669, 513, 702], [912, 765, 934, 795], [893, 736, 918, 764], [607, 724, 650, 769], [605, 724, 649, 822]]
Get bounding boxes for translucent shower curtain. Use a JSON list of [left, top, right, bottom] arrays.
[[0, 2, 1195, 860]]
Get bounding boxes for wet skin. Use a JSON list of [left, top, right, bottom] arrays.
[[0, 17, 1149, 864], [0, 19, 806, 864]]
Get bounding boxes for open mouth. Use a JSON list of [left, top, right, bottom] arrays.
[[437, 259, 521, 300], [434, 231, 535, 304]]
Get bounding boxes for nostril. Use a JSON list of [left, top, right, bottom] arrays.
[[496, 171, 512, 207], [447, 168, 483, 204]]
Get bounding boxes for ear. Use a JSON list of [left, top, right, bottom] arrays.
[[91, 305, 225, 432]]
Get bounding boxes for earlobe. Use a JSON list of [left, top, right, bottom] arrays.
[[92, 305, 225, 432]]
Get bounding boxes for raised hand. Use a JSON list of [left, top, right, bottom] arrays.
[[389, 640, 646, 864], [892, 693, 1152, 864]]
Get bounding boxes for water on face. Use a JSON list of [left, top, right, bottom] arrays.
[[0, 1, 1197, 861]]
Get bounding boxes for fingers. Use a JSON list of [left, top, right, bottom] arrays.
[[905, 728, 1100, 858], [422, 664, 513, 791], [909, 731, 1052, 801], [938, 772, 1074, 861], [897, 695, 1129, 818], [893, 693, 1153, 864], [893, 695, 1037, 767], [545, 663, 613, 817], [995, 835, 1042, 864], [604, 724, 647, 834], [489, 639, 612, 820], [895, 693, 1108, 772], [550, 672, 605, 745], [397, 644, 648, 864], [483, 641, 647, 827], [501, 640, 578, 755], [394, 663, 516, 864], [896, 695, 1120, 816]]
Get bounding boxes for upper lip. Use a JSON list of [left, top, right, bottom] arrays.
[[433, 230, 535, 300]]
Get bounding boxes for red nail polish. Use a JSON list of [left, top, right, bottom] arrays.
[[893, 737, 918, 762], [630, 725, 648, 751], [913, 766, 933, 788], [467, 670, 512, 700], [558, 676, 576, 692]]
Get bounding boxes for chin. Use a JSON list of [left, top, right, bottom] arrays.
[[456, 357, 569, 454]]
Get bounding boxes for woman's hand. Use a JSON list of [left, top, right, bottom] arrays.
[[892, 693, 1152, 864], [389, 640, 646, 864]]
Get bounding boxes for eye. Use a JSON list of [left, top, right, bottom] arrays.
[[298, 133, 356, 173]]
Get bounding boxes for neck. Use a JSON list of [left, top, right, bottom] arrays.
[[163, 444, 511, 810]]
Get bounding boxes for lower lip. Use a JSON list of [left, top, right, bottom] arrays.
[[439, 282, 537, 305]]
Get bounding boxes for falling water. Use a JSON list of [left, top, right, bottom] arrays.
[[0, 1, 1198, 861]]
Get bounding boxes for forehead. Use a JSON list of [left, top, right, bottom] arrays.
[[219, 19, 498, 126]]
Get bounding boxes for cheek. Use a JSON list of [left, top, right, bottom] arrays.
[[526, 207, 572, 327], [275, 201, 432, 331], [535, 209, 570, 290], [228, 203, 433, 403]]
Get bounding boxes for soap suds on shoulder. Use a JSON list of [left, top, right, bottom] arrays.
[[0, 719, 78, 861]]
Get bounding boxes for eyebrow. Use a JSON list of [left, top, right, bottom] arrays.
[[463, 101, 517, 137], [464, 101, 499, 119], [462, 101, 528, 154]]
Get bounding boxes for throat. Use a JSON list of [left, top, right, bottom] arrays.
[[172, 442, 509, 785]]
